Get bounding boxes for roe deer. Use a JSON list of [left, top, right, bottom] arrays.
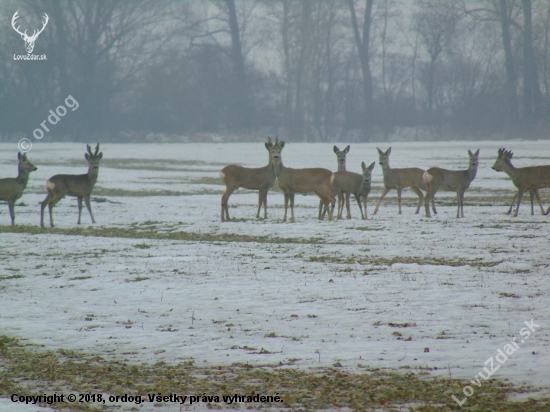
[[40, 144, 103, 228], [271, 137, 335, 222], [322, 161, 375, 220], [373, 147, 434, 215], [219, 137, 277, 221], [492, 148, 550, 217], [0, 152, 37, 226], [318, 145, 352, 219], [423, 149, 479, 218]]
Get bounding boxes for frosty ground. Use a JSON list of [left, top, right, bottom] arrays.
[[1, 140, 549, 410]]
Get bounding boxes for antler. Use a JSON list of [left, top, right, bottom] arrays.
[[27, 13, 48, 41], [11, 11, 27, 38], [94, 143, 100, 156], [87, 144, 93, 155]]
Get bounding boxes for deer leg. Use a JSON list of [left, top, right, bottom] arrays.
[[533, 189, 545, 215], [424, 187, 433, 218], [8, 201, 15, 226], [262, 190, 268, 219], [411, 186, 424, 214], [257, 189, 267, 219], [345, 193, 352, 219], [354, 194, 364, 220], [514, 189, 525, 217], [289, 192, 295, 223], [318, 199, 324, 220], [337, 193, 344, 219], [397, 188, 403, 214], [77, 196, 83, 224], [84, 196, 96, 223], [40, 194, 51, 228], [506, 193, 517, 215], [373, 187, 390, 215], [221, 188, 234, 222], [363, 195, 368, 220], [48, 203, 55, 228], [461, 191, 466, 218], [456, 190, 465, 218], [282, 192, 289, 222], [432, 196, 437, 214]]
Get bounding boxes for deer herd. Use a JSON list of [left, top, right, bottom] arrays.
[[1, 139, 549, 226]]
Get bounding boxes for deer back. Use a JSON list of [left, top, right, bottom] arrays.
[[220, 164, 275, 190], [277, 167, 333, 193]]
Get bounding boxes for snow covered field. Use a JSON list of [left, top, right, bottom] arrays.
[[1, 140, 549, 409]]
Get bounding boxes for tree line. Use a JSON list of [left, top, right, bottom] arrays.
[[0, 0, 549, 143]]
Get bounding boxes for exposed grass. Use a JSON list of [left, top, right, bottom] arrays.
[[0, 225, 327, 245], [307, 254, 500, 268], [0, 335, 548, 411]]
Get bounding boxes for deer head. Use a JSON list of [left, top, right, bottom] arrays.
[[85, 144, 103, 173], [12, 11, 49, 54]]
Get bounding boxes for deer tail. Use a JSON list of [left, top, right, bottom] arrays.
[[423, 171, 433, 185]]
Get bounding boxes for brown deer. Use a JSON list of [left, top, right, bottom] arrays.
[[423, 149, 479, 218], [0, 152, 37, 226], [492, 148, 550, 217], [373, 147, 434, 215], [322, 161, 375, 220], [40, 144, 103, 228], [271, 137, 335, 222], [219, 137, 277, 221], [318, 145, 351, 219]]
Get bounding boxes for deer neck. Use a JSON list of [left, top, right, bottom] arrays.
[[87, 168, 99, 185], [337, 163, 346, 172], [273, 160, 285, 178], [16, 165, 30, 189], [501, 160, 517, 180], [467, 163, 478, 180]]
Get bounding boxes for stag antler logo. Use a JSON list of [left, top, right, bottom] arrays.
[[12, 10, 49, 54]]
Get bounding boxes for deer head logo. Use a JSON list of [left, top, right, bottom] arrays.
[[12, 10, 49, 54]]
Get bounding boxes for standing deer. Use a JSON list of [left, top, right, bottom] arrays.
[[373, 147, 433, 215], [423, 149, 479, 218], [492, 148, 550, 217], [40, 144, 103, 228], [271, 137, 335, 222], [219, 137, 277, 221], [318, 145, 351, 219], [322, 161, 375, 220], [0, 152, 37, 226]]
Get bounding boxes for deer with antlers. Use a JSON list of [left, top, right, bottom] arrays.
[[40, 144, 103, 228], [271, 137, 335, 222], [12, 10, 49, 54], [492, 148, 550, 217], [0, 153, 37, 226], [220, 137, 277, 221]]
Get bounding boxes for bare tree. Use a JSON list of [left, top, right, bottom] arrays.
[[348, 0, 374, 138]]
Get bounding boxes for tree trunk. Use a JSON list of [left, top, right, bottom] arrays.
[[522, 0, 542, 127], [499, 0, 519, 125], [348, 0, 374, 139], [225, 0, 249, 130]]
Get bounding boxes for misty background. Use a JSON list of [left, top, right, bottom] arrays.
[[0, 0, 549, 143]]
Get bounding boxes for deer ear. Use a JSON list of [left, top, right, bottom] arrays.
[[368, 162, 375, 171], [361, 161, 366, 170], [386, 147, 391, 155], [98, 152, 103, 160], [333, 145, 339, 153], [279, 141, 285, 149], [468, 150, 473, 156], [85, 153, 90, 161], [475, 149, 479, 156], [377, 147, 383, 155], [344, 145, 350, 154]]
